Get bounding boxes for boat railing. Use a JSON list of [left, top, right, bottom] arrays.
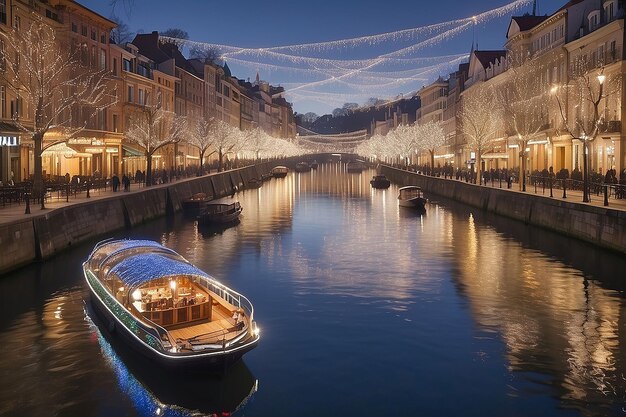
[[128, 303, 175, 351], [198, 278, 255, 322]]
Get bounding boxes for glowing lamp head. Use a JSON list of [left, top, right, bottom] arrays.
[[132, 289, 142, 301], [597, 74, 606, 85], [170, 280, 177, 290]]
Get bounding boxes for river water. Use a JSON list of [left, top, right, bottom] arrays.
[[1, 163, 625, 417]]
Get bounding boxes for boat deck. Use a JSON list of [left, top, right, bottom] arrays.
[[166, 296, 248, 345]]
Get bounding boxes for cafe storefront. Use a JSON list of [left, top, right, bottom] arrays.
[[0, 122, 27, 184]]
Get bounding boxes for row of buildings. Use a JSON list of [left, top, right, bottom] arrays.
[[0, 0, 296, 185], [380, 0, 625, 178]]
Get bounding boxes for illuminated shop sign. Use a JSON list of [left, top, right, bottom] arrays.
[[0, 136, 19, 146]]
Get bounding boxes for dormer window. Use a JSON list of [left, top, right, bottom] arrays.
[[588, 10, 600, 31], [604, 0, 617, 22]]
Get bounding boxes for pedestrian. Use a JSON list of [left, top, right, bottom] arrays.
[[122, 174, 130, 191], [111, 175, 120, 192]]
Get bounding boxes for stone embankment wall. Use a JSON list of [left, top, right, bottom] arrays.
[[381, 165, 626, 254], [0, 161, 282, 274]]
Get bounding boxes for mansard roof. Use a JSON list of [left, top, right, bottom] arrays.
[[473, 50, 507, 69]]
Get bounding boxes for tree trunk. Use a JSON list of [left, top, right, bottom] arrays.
[[476, 149, 482, 185], [146, 154, 153, 187], [199, 149, 206, 173], [32, 132, 44, 200], [430, 150, 435, 177], [218, 149, 224, 172], [582, 141, 590, 202]]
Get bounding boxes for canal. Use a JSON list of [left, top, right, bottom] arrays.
[[1, 163, 625, 417]]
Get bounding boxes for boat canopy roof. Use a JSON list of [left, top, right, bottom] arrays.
[[107, 252, 210, 288], [398, 186, 422, 191]]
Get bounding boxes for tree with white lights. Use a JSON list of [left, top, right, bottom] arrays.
[[209, 120, 248, 172], [417, 121, 447, 175], [0, 18, 115, 205], [498, 52, 549, 191], [126, 101, 187, 186], [389, 124, 420, 168], [552, 57, 621, 202], [459, 83, 502, 184], [189, 116, 217, 171]]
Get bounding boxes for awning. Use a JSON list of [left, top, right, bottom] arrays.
[[122, 145, 144, 157], [482, 153, 509, 159], [41, 143, 77, 157], [0, 121, 22, 133]]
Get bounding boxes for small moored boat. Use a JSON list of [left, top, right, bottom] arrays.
[[398, 186, 427, 210], [271, 166, 289, 178], [370, 174, 391, 189], [197, 201, 242, 226], [181, 193, 211, 217], [310, 160, 319, 169], [295, 162, 311, 172], [346, 160, 366, 173], [83, 239, 260, 369]]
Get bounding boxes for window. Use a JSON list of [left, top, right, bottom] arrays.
[[0, 86, 5, 118], [138, 89, 145, 105], [127, 85, 134, 103], [112, 114, 118, 132], [71, 22, 77, 33], [46, 9, 58, 21], [100, 34, 106, 44], [223, 86, 230, 98], [122, 58, 132, 72], [588, 11, 600, 31], [0, 0, 5, 25], [100, 49, 106, 70], [91, 30, 96, 41], [112, 57, 118, 76], [81, 25, 87, 37], [605, 1, 616, 21], [13, 15, 19, 30]]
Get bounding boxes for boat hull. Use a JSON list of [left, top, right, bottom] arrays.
[[87, 285, 258, 370], [398, 197, 427, 209], [370, 179, 390, 189], [197, 208, 242, 225]]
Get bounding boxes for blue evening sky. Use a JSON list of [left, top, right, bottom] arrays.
[[81, 0, 566, 115]]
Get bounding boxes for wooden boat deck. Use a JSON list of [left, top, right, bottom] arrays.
[[167, 296, 248, 345]]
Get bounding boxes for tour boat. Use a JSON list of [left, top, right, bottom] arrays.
[[346, 160, 366, 173], [398, 186, 427, 210], [197, 201, 242, 226], [181, 192, 211, 217], [370, 174, 391, 189], [295, 162, 311, 172], [83, 239, 260, 369], [271, 166, 289, 178]]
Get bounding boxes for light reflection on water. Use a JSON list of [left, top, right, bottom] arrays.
[[1, 163, 626, 416]]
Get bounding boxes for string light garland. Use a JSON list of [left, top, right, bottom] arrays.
[[160, 0, 532, 112]]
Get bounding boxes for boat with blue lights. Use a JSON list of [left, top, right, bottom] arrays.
[[83, 239, 260, 369]]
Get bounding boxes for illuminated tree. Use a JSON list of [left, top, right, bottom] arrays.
[[552, 58, 621, 202], [459, 84, 502, 184], [498, 52, 549, 191], [0, 18, 115, 203], [417, 121, 447, 174], [209, 120, 246, 172], [389, 124, 420, 168], [126, 103, 187, 186], [189, 116, 217, 171]]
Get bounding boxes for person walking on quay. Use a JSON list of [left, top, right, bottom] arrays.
[[122, 174, 130, 192], [111, 175, 120, 192]]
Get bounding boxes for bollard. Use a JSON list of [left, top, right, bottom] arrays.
[[562, 179, 567, 199], [86, 181, 90, 198], [66, 183, 70, 202], [604, 185, 609, 206]]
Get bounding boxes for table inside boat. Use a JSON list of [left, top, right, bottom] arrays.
[[132, 288, 212, 328]]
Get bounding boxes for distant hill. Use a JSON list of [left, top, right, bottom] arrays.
[[296, 96, 421, 135]]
